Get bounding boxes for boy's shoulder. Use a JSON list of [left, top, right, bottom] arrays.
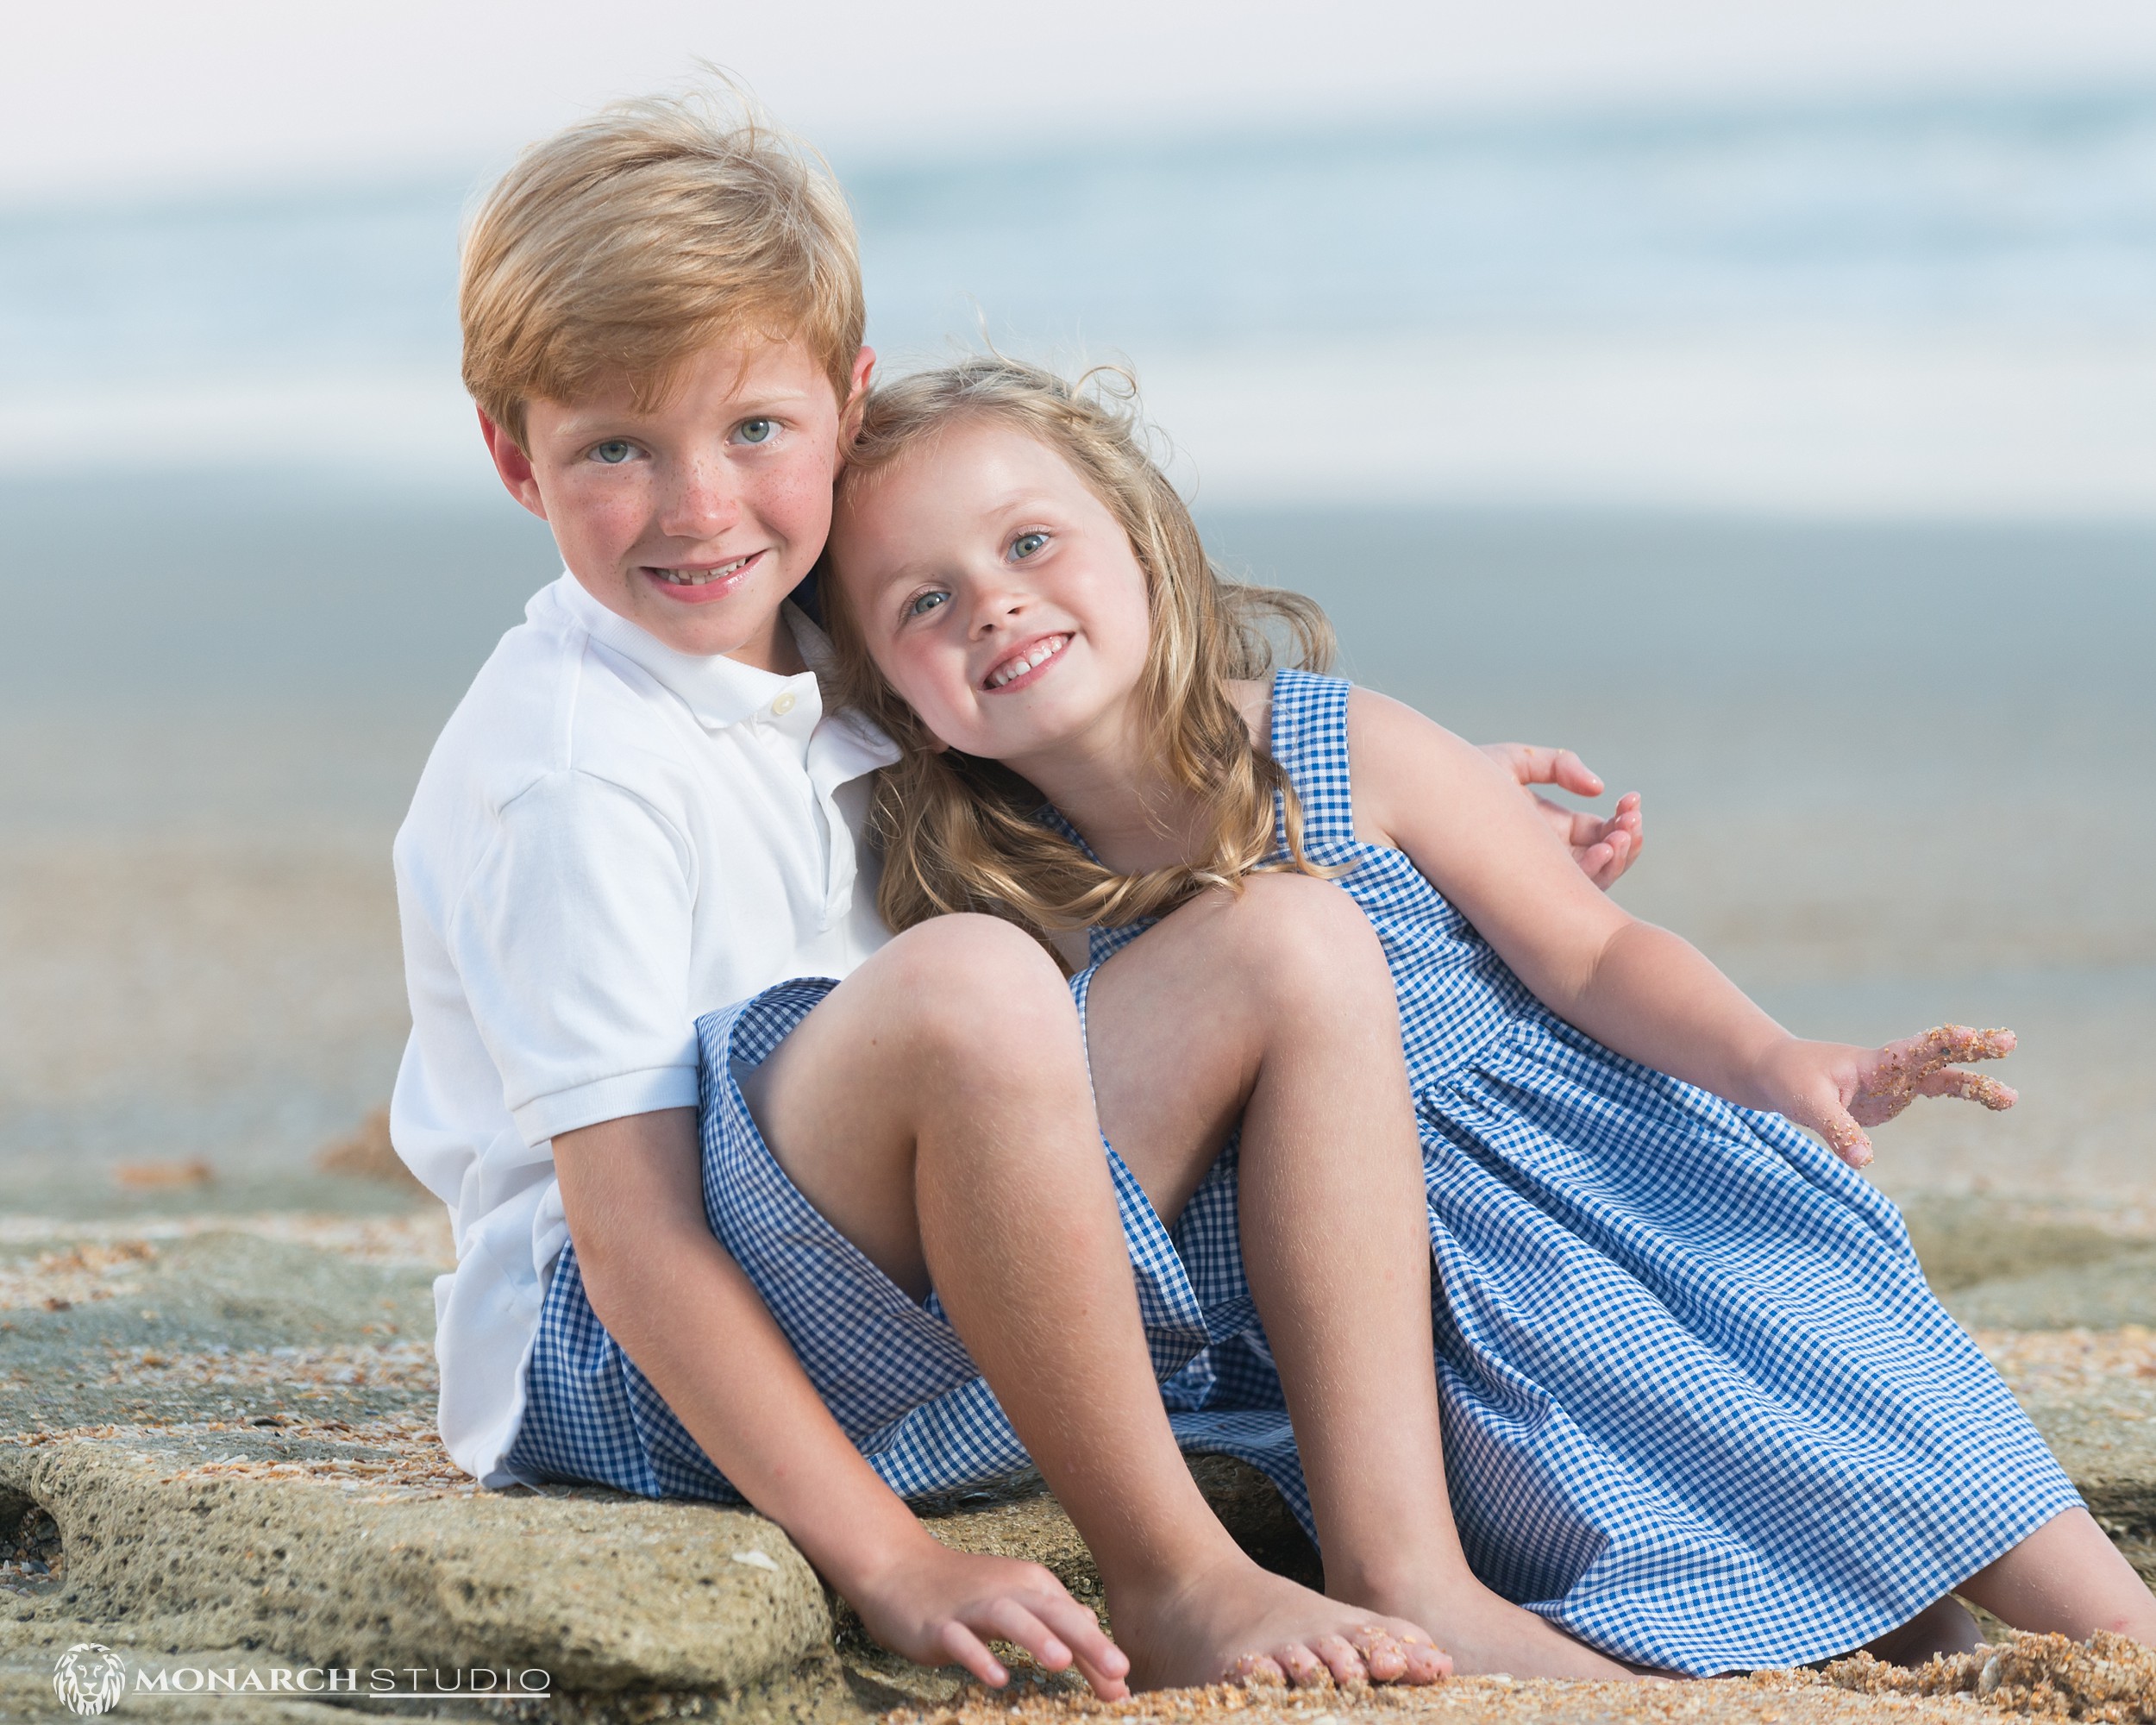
[[400, 575, 711, 849]]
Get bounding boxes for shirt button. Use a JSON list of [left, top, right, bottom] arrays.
[[771, 692, 798, 717]]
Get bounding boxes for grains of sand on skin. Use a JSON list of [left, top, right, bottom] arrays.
[[1869, 1026, 2018, 1116]]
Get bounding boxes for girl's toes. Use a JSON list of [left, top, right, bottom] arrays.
[[1400, 1635, 1452, 1683], [1346, 1626, 1407, 1682], [1313, 1634, 1370, 1686], [1351, 1624, 1452, 1684], [1231, 1653, 1288, 1688], [1281, 1643, 1330, 1688]]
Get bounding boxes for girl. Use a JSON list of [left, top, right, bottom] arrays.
[[820, 356, 2156, 1677]]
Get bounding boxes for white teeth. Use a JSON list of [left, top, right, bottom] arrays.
[[655, 556, 751, 586], [988, 636, 1067, 688]]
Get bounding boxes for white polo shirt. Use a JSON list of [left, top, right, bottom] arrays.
[[390, 573, 898, 1485]]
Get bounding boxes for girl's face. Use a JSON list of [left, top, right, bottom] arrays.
[[831, 418, 1155, 768]]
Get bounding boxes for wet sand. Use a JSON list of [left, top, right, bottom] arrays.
[[4, 491, 2150, 1214]]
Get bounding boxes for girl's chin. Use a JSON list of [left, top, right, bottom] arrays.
[[959, 713, 1100, 766]]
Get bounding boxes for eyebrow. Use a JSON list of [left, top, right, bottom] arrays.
[[845, 485, 1069, 598], [973, 487, 1055, 519], [554, 386, 818, 438]]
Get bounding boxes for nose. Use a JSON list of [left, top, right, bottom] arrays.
[[656, 450, 743, 540], [968, 580, 1030, 639]]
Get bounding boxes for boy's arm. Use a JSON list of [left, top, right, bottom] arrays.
[[1355, 690, 2015, 1164], [451, 776, 1120, 1692], [1477, 741, 1643, 889], [554, 1107, 1127, 1695]]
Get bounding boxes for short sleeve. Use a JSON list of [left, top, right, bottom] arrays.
[[448, 769, 701, 1145]]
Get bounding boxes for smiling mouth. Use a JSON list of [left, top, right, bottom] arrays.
[[983, 633, 1071, 691], [645, 551, 763, 587]]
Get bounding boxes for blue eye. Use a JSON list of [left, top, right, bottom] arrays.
[[736, 418, 777, 445], [1012, 531, 1048, 560], [592, 440, 636, 464], [906, 590, 950, 618]]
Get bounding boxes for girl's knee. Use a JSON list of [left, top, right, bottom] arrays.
[[1225, 874, 1389, 1002], [887, 912, 1061, 984], [881, 914, 1075, 1052]]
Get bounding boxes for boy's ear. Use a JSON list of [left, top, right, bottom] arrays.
[[478, 407, 549, 521], [839, 346, 877, 443]]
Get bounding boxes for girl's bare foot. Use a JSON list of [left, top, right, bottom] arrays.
[[1368, 1578, 1638, 1680], [1109, 1551, 1451, 1690]]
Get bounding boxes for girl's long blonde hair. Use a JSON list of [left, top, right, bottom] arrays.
[[823, 355, 1338, 951]]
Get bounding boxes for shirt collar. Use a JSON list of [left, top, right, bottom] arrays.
[[542, 573, 820, 732]]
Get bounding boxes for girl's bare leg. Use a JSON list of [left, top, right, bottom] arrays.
[[1956, 1509, 2156, 1646], [1085, 873, 1633, 1679], [1865, 1597, 1984, 1665], [743, 913, 1444, 1690]]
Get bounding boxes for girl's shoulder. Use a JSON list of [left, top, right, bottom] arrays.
[[1336, 682, 1495, 855], [1234, 667, 1357, 760], [1228, 675, 1276, 756], [1232, 669, 1472, 858]]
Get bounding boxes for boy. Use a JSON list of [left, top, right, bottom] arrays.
[[393, 91, 1641, 1696]]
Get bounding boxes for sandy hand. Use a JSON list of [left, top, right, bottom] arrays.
[[1778, 1026, 2017, 1167], [849, 1542, 1131, 1699]]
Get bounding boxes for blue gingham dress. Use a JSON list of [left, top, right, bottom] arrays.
[[1160, 668, 2072, 1673]]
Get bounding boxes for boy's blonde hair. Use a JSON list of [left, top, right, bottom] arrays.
[[461, 89, 864, 445], [824, 356, 1338, 951]]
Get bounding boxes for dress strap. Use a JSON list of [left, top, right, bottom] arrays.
[[1035, 803, 1156, 966], [1265, 668, 1358, 857]]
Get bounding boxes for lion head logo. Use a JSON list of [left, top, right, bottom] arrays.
[[53, 1643, 126, 1716]]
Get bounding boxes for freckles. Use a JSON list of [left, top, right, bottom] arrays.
[[774, 475, 824, 518], [756, 465, 837, 538], [581, 494, 648, 553]]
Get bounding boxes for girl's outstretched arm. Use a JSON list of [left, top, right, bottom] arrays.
[[1350, 690, 2014, 1164]]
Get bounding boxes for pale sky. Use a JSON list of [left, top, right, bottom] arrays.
[[8, 0, 2156, 203]]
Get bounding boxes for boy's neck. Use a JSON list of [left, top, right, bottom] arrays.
[[729, 608, 810, 677]]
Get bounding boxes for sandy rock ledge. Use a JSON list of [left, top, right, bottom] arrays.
[[4, 1212, 2155, 1721], [0, 1427, 830, 1695]]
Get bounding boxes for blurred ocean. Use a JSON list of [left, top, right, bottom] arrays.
[[1, 88, 2152, 1211], [3, 87, 2155, 509]]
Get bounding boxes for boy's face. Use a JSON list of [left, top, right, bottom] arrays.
[[483, 337, 874, 669]]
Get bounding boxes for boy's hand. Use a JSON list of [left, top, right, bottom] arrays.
[[1758, 1026, 2018, 1167], [849, 1537, 1130, 1699], [1479, 743, 1644, 890]]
